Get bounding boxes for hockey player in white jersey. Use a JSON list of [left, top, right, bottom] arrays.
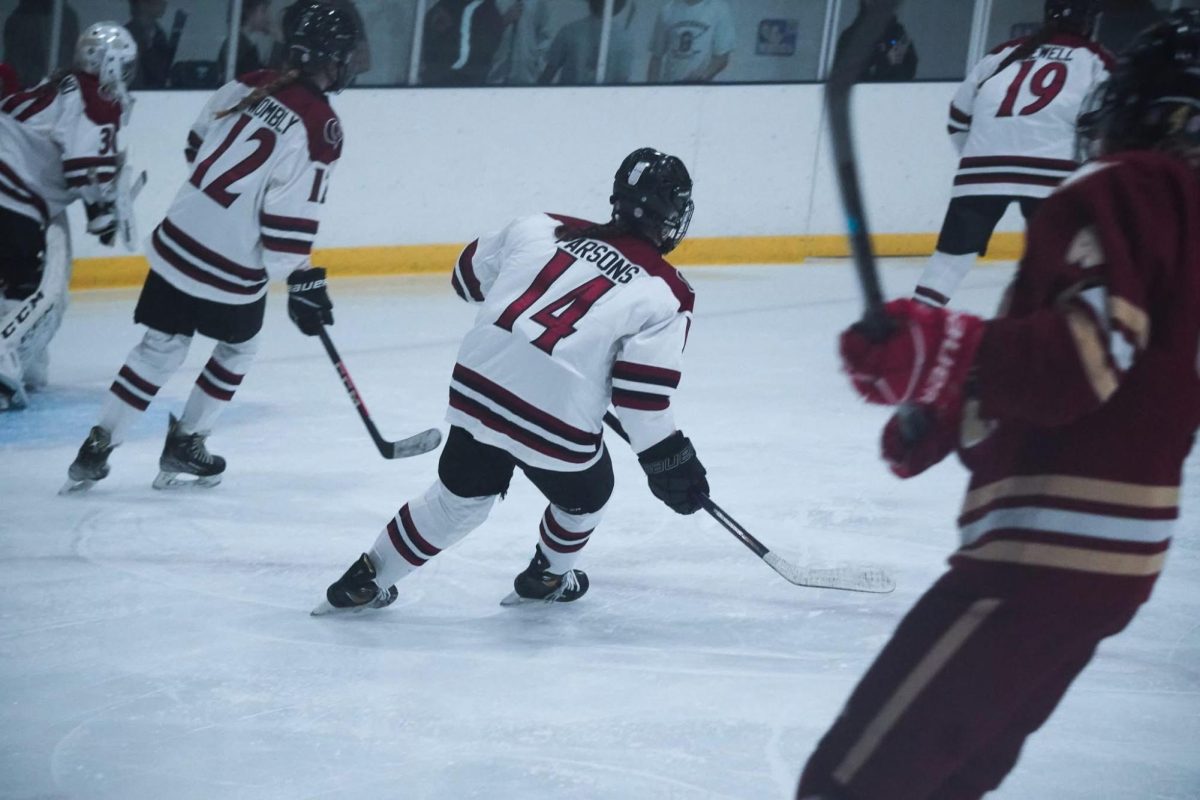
[[0, 22, 137, 411], [913, 0, 1112, 307], [63, 2, 357, 493], [314, 147, 711, 613]]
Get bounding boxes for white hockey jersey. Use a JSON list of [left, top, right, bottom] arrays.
[[947, 33, 1112, 199], [148, 71, 340, 304], [447, 213, 695, 471], [0, 71, 122, 225]]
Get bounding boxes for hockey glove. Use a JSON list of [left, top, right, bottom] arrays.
[[840, 299, 985, 410], [84, 201, 117, 246], [287, 267, 333, 336], [880, 405, 957, 478], [638, 431, 709, 515]]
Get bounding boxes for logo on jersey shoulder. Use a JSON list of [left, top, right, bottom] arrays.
[[324, 118, 343, 148], [561, 238, 642, 284]]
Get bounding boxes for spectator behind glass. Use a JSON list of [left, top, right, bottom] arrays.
[[421, 0, 504, 86], [835, 0, 918, 82], [219, 0, 274, 77], [275, 0, 369, 79], [540, 0, 633, 85], [488, 0, 551, 85], [648, 0, 735, 83], [1096, 0, 1164, 55], [125, 0, 179, 88], [2, 0, 80, 88]]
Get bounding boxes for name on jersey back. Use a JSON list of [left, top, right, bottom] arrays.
[[248, 95, 301, 136], [560, 237, 642, 285]]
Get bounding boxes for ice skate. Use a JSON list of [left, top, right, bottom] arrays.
[[61, 426, 115, 494], [311, 553, 398, 616], [152, 413, 226, 489], [500, 546, 589, 606]]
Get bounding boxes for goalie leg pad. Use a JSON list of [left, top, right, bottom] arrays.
[[368, 479, 496, 587]]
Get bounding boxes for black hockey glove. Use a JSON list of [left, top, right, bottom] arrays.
[[638, 431, 708, 515], [84, 201, 117, 246], [287, 267, 334, 336]]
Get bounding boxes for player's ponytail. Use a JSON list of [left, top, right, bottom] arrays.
[[215, 69, 301, 119], [554, 219, 629, 244]]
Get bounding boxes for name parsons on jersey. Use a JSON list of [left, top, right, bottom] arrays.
[[560, 237, 641, 284], [247, 95, 301, 136]]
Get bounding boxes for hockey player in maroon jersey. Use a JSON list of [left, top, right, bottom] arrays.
[[62, 2, 357, 492], [798, 12, 1200, 800], [914, 0, 1112, 308], [313, 148, 711, 614], [0, 22, 137, 411]]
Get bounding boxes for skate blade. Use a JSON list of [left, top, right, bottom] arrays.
[[152, 471, 222, 490], [499, 590, 562, 607], [310, 599, 382, 617], [59, 477, 97, 495]]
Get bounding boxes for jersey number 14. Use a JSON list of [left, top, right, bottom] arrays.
[[495, 251, 614, 355]]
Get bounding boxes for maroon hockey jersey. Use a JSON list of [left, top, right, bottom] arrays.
[[952, 151, 1200, 590]]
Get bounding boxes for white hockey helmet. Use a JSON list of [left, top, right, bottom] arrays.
[[74, 22, 138, 106]]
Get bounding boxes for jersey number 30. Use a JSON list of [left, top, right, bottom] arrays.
[[997, 61, 1068, 117], [495, 251, 614, 355]]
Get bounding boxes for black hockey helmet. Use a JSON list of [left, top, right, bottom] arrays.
[[611, 148, 694, 254], [285, 2, 359, 92], [1077, 10, 1200, 159], [1044, 0, 1099, 37]]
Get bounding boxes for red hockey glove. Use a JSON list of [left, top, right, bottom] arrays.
[[880, 405, 957, 478], [840, 299, 985, 410]]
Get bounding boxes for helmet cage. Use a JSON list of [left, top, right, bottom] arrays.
[[74, 22, 138, 110], [611, 149, 695, 254], [286, 4, 358, 93]]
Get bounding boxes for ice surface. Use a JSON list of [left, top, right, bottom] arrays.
[[2, 261, 1197, 800]]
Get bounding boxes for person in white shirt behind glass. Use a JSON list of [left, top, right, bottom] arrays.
[[488, 0, 551, 85], [647, 0, 734, 83]]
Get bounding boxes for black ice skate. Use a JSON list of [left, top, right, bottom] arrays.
[[311, 553, 399, 616], [152, 413, 226, 489], [60, 426, 115, 494], [500, 546, 589, 606]]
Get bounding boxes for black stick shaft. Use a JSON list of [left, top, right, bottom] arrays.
[[317, 326, 387, 452]]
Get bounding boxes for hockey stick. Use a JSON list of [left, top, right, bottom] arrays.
[[603, 412, 894, 594], [825, 0, 928, 440], [317, 326, 443, 459]]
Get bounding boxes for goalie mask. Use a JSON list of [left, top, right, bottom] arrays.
[[74, 22, 138, 119], [611, 148, 694, 254], [286, 2, 359, 93], [1077, 10, 1200, 160]]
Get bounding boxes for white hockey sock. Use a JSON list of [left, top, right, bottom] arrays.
[[537, 504, 605, 575], [368, 480, 496, 587], [913, 251, 978, 307], [98, 328, 191, 444], [179, 337, 259, 435]]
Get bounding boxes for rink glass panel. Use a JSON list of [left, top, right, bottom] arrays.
[[831, 0, 974, 81]]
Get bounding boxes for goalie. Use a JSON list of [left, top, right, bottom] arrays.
[[0, 22, 139, 410]]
